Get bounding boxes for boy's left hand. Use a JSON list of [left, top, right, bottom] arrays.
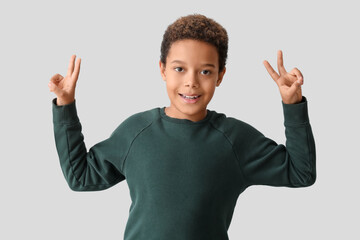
[[263, 50, 303, 104]]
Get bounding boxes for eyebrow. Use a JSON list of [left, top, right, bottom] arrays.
[[170, 60, 216, 68]]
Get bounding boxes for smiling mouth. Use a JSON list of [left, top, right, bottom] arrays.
[[179, 94, 201, 99]]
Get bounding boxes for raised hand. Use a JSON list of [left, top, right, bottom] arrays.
[[48, 55, 81, 106], [263, 50, 303, 104]]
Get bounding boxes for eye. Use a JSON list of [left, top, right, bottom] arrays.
[[174, 67, 184, 72], [201, 70, 211, 75]]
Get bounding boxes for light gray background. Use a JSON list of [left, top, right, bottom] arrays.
[[1, 0, 359, 239]]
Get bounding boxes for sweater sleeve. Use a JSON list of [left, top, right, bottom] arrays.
[[52, 98, 126, 191], [238, 96, 316, 188]]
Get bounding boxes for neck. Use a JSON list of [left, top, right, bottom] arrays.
[[164, 106, 207, 122]]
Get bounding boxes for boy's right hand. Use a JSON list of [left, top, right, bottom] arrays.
[[48, 55, 81, 106]]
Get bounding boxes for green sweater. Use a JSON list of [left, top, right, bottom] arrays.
[[52, 96, 316, 240]]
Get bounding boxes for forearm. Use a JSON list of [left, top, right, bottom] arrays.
[[239, 96, 316, 187], [282, 96, 316, 186], [52, 98, 124, 191]]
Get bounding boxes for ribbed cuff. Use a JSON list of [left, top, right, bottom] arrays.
[[52, 98, 79, 124], [282, 96, 309, 126]]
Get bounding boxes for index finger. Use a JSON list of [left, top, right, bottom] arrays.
[[277, 50, 287, 75], [263, 60, 279, 82]]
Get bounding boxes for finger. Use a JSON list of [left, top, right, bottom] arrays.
[[289, 67, 303, 83], [287, 79, 302, 97], [277, 50, 287, 75], [50, 73, 64, 83], [263, 60, 280, 82], [67, 55, 76, 77], [48, 81, 63, 96], [71, 57, 81, 84]]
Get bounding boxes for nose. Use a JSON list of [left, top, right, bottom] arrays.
[[184, 71, 199, 88]]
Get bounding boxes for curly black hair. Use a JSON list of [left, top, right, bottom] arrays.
[[160, 14, 228, 72]]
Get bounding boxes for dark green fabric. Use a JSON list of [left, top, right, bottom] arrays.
[[52, 96, 316, 240]]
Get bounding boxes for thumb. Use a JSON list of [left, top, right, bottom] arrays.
[[288, 79, 302, 96]]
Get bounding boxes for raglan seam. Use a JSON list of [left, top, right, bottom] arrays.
[[209, 121, 250, 188], [120, 118, 157, 174], [56, 107, 158, 189]]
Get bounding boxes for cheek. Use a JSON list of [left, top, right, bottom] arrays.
[[166, 74, 181, 89], [203, 81, 217, 94], [165, 79, 178, 95]]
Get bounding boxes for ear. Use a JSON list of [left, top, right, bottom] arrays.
[[216, 67, 226, 87], [159, 60, 166, 81]]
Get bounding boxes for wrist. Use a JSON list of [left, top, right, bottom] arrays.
[[56, 98, 75, 106]]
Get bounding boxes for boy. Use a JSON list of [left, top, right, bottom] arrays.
[[48, 14, 316, 240]]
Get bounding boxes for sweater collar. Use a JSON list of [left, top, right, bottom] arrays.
[[159, 107, 213, 125]]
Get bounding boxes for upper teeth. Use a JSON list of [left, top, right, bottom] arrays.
[[183, 95, 199, 99]]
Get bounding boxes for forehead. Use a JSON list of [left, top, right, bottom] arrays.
[[167, 39, 218, 65]]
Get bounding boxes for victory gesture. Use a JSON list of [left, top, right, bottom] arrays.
[[48, 55, 81, 106], [263, 50, 303, 104]]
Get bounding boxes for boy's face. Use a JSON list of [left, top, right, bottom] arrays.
[[159, 39, 226, 122]]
